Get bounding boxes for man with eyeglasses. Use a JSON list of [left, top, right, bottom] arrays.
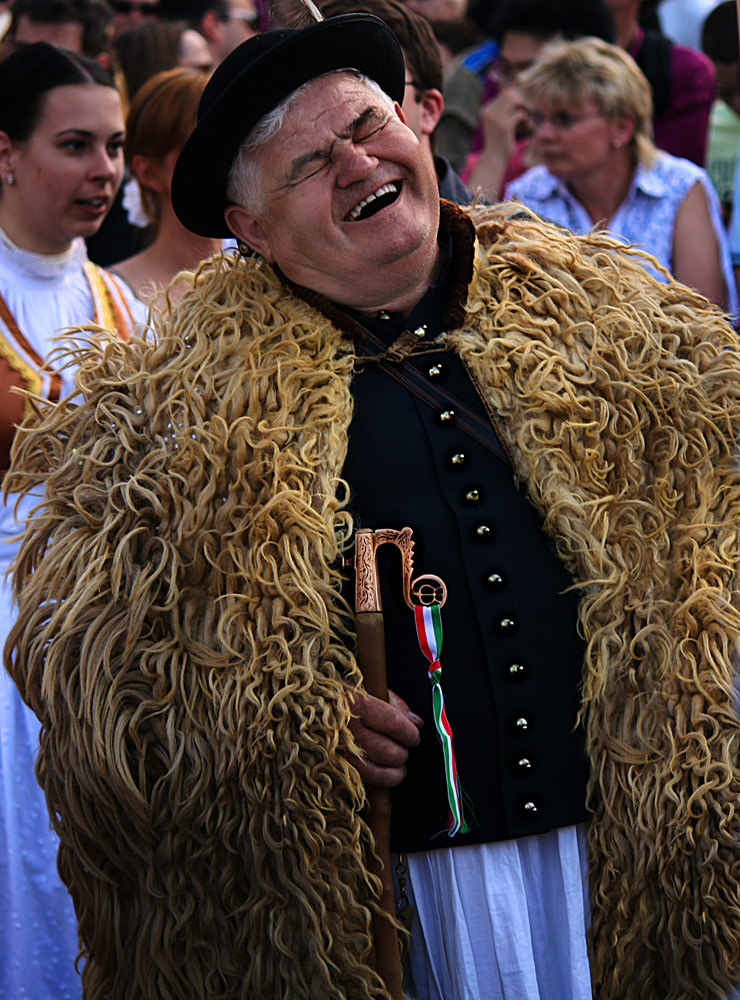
[[159, 0, 259, 67], [108, 0, 159, 34]]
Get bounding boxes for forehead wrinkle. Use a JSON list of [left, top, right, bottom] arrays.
[[281, 102, 388, 186]]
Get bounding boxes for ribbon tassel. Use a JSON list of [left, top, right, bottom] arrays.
[[413, 603, 471, 836]]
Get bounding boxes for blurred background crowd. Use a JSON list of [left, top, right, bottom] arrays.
[[2, 0, 740, 997], [0, 0, 738, 307], [0, 0, 736, 309]]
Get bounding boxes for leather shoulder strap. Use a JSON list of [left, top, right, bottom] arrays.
[[356, 327, 511, 466]]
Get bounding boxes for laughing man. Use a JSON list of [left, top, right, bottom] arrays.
[[7, 11, 740, 1000]]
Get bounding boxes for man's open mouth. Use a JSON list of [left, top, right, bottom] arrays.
[[346, 181, 402, 221]]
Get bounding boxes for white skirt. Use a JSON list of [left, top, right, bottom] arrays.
[[395, 824, 593, 1000], [0, 507, 82, 999]]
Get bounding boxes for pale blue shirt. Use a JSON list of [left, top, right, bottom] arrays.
[[506, 151, 738, 321]]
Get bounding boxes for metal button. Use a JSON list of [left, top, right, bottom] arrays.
[[495, 616, 517, 634], [463, 489, 481, 506], [515, 717, 529, 732], [507, 662, 526, 680], [438, 409, 455, 425], [413, 325, 427, 339], [517, 757, 533, 771], [517, 795, 542, 820], [427, 363, 445, 380], [484, 571, 504, 590], [450, 452, 467, 467], [475, 524, 492, 540]]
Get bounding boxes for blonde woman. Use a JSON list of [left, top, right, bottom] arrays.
[[506, 36, 737, 318]]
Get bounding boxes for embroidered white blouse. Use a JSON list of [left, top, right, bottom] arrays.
[[0, 230, 145, 1000]]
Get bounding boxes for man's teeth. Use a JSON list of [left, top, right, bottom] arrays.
[[348, 182, 398, 221]]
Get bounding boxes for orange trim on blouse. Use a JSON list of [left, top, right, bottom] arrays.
[[0, 265, 136, 474]]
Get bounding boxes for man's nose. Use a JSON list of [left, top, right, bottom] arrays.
[[335, 141, 379, 187]]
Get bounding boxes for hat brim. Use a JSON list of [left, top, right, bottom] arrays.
[[172, 14, 406, 238]]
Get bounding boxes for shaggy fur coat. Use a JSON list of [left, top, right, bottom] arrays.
[[6, 203, 740, 1000]]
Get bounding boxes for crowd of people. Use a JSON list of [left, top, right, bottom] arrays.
[[3, 0, 740, 999]]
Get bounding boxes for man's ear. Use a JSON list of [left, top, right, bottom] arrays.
[[419, 88, 444, 136], [393, 101, 407, 124], [199, 9, 222, 45], [224, 204, 274, 260]]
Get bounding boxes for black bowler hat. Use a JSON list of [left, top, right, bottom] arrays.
[[171, 13, 405, 238]]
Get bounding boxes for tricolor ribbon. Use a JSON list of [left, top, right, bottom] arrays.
[[413, 603, 471, 836]]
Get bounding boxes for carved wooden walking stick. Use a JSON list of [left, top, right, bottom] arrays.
[[352, 528, 406, 1000], [350, 528, 448, 1000]]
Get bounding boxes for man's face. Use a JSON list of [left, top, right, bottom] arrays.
[[10, 13, 83, 50], [399, 59, 444, 161], [110, 0, 159, 34], [212, 0, 259, 62], [714, 60, 740, 118], [226, 72, 441, 311], [496, 31, 544, 88]]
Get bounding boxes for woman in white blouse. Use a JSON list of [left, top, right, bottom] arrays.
[[0, 41, 143, 1000], [506, 36, 737, 319]]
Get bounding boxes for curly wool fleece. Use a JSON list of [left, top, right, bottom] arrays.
[[6, 205, 740, 1000]]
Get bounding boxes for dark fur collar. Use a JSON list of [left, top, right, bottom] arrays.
[[275, 199, 476, 341]]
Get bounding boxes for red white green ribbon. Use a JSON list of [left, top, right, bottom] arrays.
[[414, 603, 471, 836]]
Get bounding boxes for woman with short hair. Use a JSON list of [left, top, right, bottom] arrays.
[[506, 36, 737, 318]]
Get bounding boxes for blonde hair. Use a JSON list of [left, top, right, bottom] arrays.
[[518, 35, 656, 167]]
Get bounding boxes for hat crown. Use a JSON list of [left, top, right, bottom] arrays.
[[197, 29, 295, 122]]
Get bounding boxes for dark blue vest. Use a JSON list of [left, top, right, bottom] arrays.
[[341, 239, 589, 854]]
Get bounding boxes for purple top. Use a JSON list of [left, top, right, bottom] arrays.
[[629, 27, 715, 166]]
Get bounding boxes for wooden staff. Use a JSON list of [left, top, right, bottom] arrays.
[[351, 527, 416, 1000]]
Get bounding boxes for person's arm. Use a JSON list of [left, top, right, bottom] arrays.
[[434, 59, 486, 173], [465, 85, 528, 201], [672, 180, 727, 310], [346, 687, 423, 788]]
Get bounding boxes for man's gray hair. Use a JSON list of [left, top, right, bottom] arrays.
[[225, 70, 395, 216]]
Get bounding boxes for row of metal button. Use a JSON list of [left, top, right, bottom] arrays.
[[428, 358, 539, 821]]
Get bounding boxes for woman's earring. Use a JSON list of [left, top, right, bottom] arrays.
[[4, 172, 14, 185], [611, 139, 622, 149]]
